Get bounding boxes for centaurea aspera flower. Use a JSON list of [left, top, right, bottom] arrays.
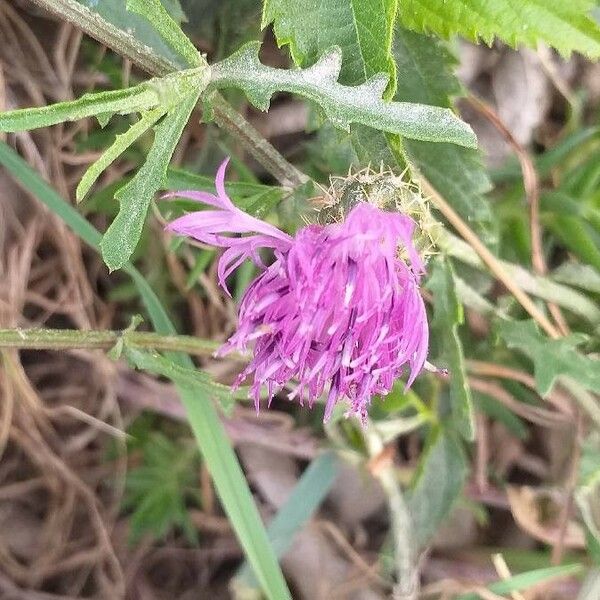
[[166, 160, 429, 422]]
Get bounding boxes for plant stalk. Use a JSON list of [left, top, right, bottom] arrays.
[[0, 327, 224, 357]]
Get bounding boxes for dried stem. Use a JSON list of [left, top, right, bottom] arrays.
[[420, 177, 561, 339], [466, 95, 569, 336]]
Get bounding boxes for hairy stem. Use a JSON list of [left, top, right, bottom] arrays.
[[0, 327, 225, 357]]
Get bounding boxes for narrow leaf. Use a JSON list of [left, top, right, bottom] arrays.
[[126, 0, 200, 67], [123, 346, 240, 413], [0, 85, 159, 132], [101, 90, 200, 271], [428, 258, 475, 440], [77, 107, 166, 202], [210, 42, 476, 147], [455, 564, 584, 600]]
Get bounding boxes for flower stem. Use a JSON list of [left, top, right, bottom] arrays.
[[0, 327, 223, 357], [363, 424, 418, 600]]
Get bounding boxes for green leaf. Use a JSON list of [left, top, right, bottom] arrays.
[[262, 0, 398, 92], [77, 107, 167, 202], [497, 320, 600, 396], [126, 0, 200, 66], [210, 41, 476, 147], [398, 0, 600, 58], [123, 346, 240, 413], [455, 564, 584, 600], [76, 0, 190, 69], [0, 141, 291, 600], [0, 85, 159, 133], [428, 258, 475, 440], [125, 432, 199, 543], [101, 90, 200, 271], [392, 27, 494, 239], [235, 452, 339, 592], [408, 426, 468, 548]]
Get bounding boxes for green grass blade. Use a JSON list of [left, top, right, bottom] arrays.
[[235, 451, 339, 591], [0, 140, 291, 600], [455, 563, 583, 600]]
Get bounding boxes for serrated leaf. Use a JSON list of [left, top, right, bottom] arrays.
[[210, 41, 476, 147], [497, 320, 600, 396], [77, 107, 166, 202], [0, 85, 159, 133], [101, 90, 200, 271], [408, 426, 468, 548], [126, 0, 200, 67], [428, 258, 475, 440], [398, 0, 600, 58], [124, 346, 239, 413], [262, 0, 398, 93]]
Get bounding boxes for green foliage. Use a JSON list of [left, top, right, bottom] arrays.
[[123, 346, 241, 414], [209, 42, 476, 147], [77, 0, 190, 68], [262, 0, 398, 91], [0, 142, 292, 600], [497, 320, 600, 396], [235, 452, 339, 591], [76, 107, 166, 201], [408, 426, 468, 548], [101, 90, 200, 271], [0, 85, 160, 132], [398, 0, 600, 58], [392, 27, 494, 240], [124, 430, 200, 543], [428, 258, 475, 440], [455, 564, 584, 600], [126, 0, 200, 66]]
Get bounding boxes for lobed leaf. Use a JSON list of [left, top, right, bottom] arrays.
[[497, 319, 600, 396], [262, 0, 398, 92], [209, 41, 477, 147]]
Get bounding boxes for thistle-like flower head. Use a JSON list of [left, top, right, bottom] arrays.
[[166, 160, 429, 422]]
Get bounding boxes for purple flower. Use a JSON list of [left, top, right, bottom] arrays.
[[166, 159, 429, 422]]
